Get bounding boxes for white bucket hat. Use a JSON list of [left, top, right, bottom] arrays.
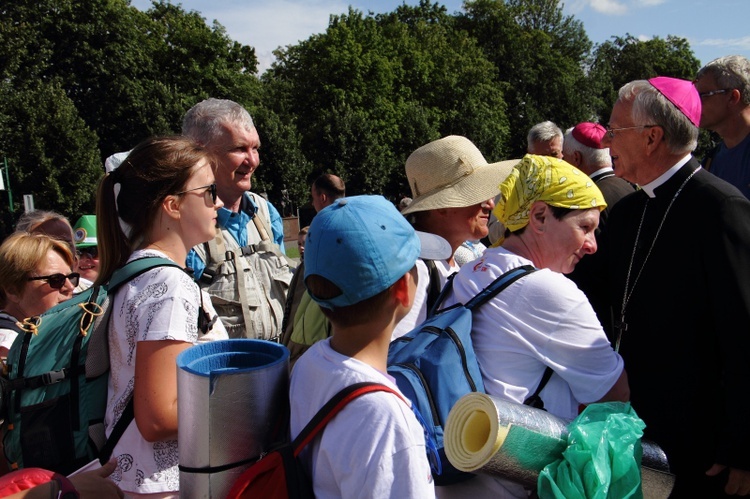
[[401, 135, 518, 215]]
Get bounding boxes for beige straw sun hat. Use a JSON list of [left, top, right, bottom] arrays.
[[401, 135, 518, 215]]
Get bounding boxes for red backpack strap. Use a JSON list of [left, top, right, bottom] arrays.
[[292, 382, 405, 456]]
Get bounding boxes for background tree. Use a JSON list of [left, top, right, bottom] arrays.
[[0, 82, 101, 234], [0, 0, 262, 234], [267, 1, 509, 202], [589, 34, 701, 124], [0, 0, 705, 239], [457, 0, 594, 156]]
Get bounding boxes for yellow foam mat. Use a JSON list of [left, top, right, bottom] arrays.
[[444, 392, 568, 487]]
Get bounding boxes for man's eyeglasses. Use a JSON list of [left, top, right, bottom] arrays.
[[77, 247, 98, 259], [28, 272, 80, 289], [699, 88, 732, 99], [605, 125, 658, 139], [176, 183, 217, 205]]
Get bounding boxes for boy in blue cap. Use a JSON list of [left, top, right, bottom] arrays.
[[290, 195, 448, 497]]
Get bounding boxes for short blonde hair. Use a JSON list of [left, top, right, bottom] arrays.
[[0, 232, 75, 307]]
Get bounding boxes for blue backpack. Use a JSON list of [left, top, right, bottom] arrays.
[[1, 257, 179, 474], [387, 265, 536, 485]]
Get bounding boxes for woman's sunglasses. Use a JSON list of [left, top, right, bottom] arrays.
[[176, 183, 218, 205], [27, 272, 81, 289]]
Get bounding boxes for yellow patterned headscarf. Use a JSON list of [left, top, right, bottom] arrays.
[[493, 154, 606, 241]]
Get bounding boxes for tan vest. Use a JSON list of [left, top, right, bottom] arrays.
[[194, 193, 293, 340]]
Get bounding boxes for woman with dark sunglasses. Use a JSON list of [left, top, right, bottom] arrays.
[[0, 232, 77, 358]]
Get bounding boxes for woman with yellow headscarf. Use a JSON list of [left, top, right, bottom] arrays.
[[437, 154, 629, 499]]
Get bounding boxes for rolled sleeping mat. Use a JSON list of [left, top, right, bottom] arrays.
[[444, 392, 675, 499], [177, 339, 290, 499]]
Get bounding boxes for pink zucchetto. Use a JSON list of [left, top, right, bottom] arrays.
[[648, 76, 701, 127], [572, 122, 607, 149]]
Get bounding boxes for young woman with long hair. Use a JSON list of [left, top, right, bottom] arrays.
[[96, 136, 227, 497]]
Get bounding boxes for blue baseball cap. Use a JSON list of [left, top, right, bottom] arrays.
[[304, 195, 450, 310]]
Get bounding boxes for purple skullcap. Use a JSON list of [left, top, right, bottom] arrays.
[[648, 77, 701, 127], [572, 122, 607, 149]]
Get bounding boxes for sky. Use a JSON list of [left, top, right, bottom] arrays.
[[130, 0, 750, 75]]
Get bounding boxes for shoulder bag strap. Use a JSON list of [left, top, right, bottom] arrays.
[[459, 264, 550, 409], [292, 382, 405, 457]]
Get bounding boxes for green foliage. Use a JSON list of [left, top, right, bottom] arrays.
[[0, 0, 262, 238], [0, 80, 101, 221], [589, 34, 701, 124], [0, 0, 705, 238], [268, 2, 509, 202], [458, 0, 594, 156]]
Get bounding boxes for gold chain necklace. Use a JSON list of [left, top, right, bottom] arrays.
[[614, 167, 700, 352]]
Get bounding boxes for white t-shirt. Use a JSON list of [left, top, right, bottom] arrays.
[[290, 339, 435, 499], [104, 249, 227, 494], [438, 246, 624, 498], [391, 258, 458, 341], [0, 312, 19, 352]]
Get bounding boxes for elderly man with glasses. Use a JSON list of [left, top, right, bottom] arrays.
[[695, 55, 750, 198], [593, 76, 750, 497]]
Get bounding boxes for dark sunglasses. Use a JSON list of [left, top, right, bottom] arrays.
[[28, 272, 80, 289], [176, 183, 218, 205], [77, 247, 98, 258]]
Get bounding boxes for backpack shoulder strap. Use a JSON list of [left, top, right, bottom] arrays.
[[252, 211, 272, 242], [292, 382, 405, 457], [427, 271, 457, 318], [98, 397, 133, 464], [423, 259, 443, 317], [247, 192, 273, 242], [96, 257, 180, 462], [0, 315, 22, 334], [523, 366, 554, 409], [465, 265, 536, 311], [108, 257, 181, 291]]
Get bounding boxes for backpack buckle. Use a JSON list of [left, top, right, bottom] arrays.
[[42, 369, 67, 385], [239, 245, 259, 257]]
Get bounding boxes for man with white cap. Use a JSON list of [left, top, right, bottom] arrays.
[[598, 77, 750, 497], [564, 122, 635, 336], [394, 135, 514, 339]]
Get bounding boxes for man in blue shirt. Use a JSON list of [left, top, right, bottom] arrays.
[[695, 55, 750, 198], [183, 98, 292, 340]]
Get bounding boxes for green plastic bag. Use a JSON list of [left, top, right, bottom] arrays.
[[537, 402, 646, 499]]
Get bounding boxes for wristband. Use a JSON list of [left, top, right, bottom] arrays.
[[52, 473, 80, 499]]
